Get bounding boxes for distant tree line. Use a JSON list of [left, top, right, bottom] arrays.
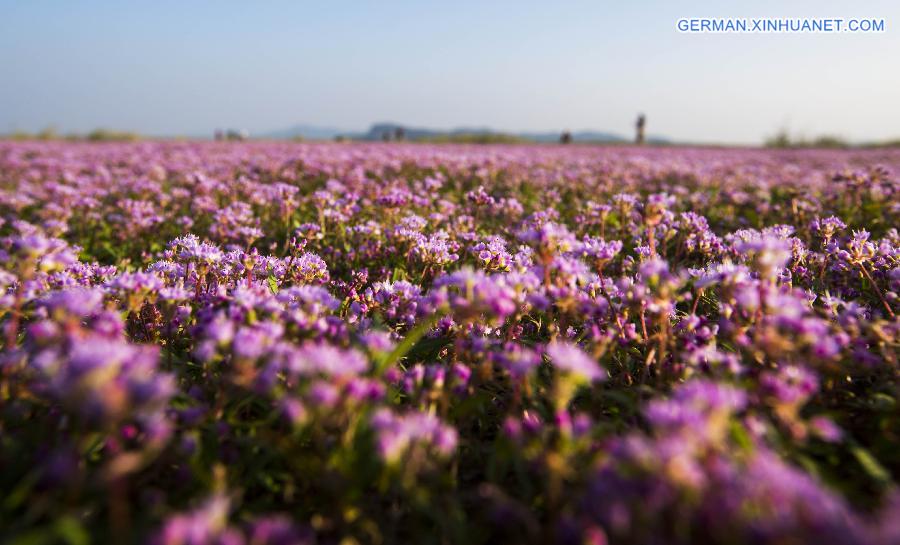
[[765, 130, 900, 149], [764, 129, 850, 149], [2, 127, 142, 142], [414, 133, 530, 144]]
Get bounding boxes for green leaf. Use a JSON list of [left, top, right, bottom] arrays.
[[266, 275, 279, 295], [55, 516, 89, 545], [378, 314, 440, 372], [851, 445, 892, 484], [729, 421, 754, 452], [3, 471, 39, 511]]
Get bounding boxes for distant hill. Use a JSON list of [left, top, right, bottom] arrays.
[[260, 122, 671, 144]]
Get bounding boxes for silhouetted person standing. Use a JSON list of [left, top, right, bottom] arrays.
[[635, 114, 646, 145], [560, 131, 572, 144]]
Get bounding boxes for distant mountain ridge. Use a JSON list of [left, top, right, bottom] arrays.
[[259, 122, 670, 144]]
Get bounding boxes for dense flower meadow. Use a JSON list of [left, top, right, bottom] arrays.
[[0, 141, 898, 545]]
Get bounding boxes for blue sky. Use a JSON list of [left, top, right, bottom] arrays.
[[1, 0, 898, 143]]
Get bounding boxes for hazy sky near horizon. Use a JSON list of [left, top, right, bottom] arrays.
[[2, 0, 899, 144]]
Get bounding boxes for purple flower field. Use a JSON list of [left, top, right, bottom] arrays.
[[1, 141, 898, 544]]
